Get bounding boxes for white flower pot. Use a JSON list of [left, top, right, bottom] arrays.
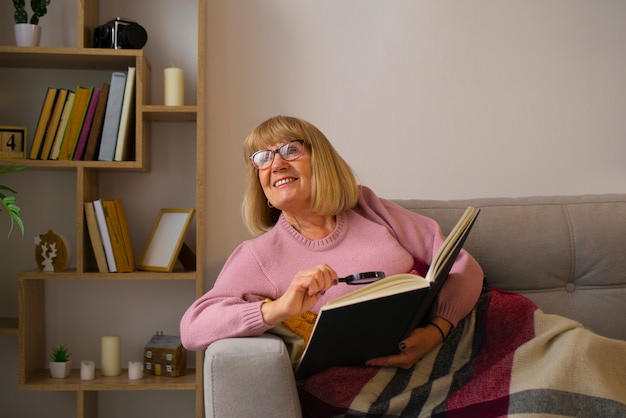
[[49, 360, 72, 378], [14, 23, 42, 47]]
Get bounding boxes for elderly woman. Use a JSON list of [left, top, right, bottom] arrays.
[[180, 115, 483, 369]]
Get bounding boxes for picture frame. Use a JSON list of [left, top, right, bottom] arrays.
[[0, 126, 26, 159], [137, 208, 195, 272]]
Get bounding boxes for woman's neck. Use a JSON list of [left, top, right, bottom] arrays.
[[283, 212, 336, 240]]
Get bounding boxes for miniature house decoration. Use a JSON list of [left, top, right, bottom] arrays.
[[143, 332, 186, 377]]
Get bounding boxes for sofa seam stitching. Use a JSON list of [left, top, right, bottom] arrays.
[[563, 204, 577, 319], [209, 356, 217, 417], [278, 342, 301, 417]]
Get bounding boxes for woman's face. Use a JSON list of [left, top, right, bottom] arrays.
[[258, 141, 313, 216]]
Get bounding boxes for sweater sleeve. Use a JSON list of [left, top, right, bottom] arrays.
[[179, 243, 278, 351], [354, 186, 484, 327]]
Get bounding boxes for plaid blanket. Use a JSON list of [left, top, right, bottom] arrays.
[[298, 289, 626, 417]]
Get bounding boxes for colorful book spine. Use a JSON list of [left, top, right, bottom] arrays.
[[29, 87, 59, 159], [84, 201, 109, 273], [39, 88, 68, 160], [102, 199, 135, 272], [58, 86, 93, 160], [73, 87, 101, 160], [49, 90, 76, 160], [83, 82, 110, 161], [98, 72, 127, 161], [114, 67, 136, 161], [93, 199, 117, 273]]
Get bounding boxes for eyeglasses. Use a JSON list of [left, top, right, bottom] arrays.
[[249, 140, 306, 170], [338, 271, 386, 285]]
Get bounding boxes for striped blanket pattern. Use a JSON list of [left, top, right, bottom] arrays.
[[299, 289, 626, 417]]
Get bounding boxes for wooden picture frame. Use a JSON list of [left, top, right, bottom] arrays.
[[138, 208, 195, 272]]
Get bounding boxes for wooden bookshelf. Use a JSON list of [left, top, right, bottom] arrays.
[[5, 0, 206, 416]]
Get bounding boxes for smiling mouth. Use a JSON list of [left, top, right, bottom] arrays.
[[274, 178, 297, 187]]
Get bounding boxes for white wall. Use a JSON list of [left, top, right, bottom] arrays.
[[208, 0, 626, 198], [1, 0, 626, 417], [205, 0, 626, 283]]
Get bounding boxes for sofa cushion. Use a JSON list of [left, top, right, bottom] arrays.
[[204, 334, 302, 417], [394, 194, 626, 341]]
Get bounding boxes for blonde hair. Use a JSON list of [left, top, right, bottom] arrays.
[[242, 116, 360, 234]]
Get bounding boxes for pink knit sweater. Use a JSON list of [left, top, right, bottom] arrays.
[[180, 186, 483, 350]]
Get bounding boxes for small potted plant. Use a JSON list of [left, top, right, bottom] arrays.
[[49, 344, 72, 378], [13, 0, 52, 47]]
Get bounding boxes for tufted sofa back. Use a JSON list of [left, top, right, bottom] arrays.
[[395, 194, 626, 341]]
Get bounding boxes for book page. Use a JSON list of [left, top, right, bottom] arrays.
[[425, 206, 479, 283], [322, 273, 428, 310]]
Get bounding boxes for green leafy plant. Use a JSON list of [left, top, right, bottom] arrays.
[[0, 165, 25, 237], [51, 344, 71, 362], [13, 0, 51, 25]]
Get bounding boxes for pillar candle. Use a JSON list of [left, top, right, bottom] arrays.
[[128, 361, 143, 380], [101, 335, 121, 376], [164, 67, 184, 106], [80, 360, 95, 380]]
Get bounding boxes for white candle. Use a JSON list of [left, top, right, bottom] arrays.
[[164, 67, 184, 106], [80, 360, 95, 380], [101, 335, 121, 376], [128, 361, 143, 380]]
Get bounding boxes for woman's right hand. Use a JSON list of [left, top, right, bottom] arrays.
[[261, 264, 338, 326]]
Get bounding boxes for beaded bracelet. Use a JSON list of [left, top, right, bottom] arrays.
[[429, 321, 446, 342]]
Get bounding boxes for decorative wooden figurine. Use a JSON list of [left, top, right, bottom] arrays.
[[34, 230, 70, 272]]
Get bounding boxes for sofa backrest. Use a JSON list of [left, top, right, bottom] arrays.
[[394, 194, 626, 341]]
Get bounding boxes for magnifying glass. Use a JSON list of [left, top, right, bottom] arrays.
[[338, 271, 385, 285]]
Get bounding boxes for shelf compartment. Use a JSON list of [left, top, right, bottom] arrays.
[[0, 46, 150, 171], [20, 368, 197, 391], [0, 317, 18, 335]]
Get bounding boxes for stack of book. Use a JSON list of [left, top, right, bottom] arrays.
[[84, 199, 135, 273], [29, 67, 136, 162]]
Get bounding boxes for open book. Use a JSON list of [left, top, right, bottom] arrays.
[[294, 206, 480, 379]]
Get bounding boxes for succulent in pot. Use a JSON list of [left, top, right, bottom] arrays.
[[13, 0, 51, 25], [50, 344, 72, 378], [13, 0, 51, 46], [52, 344, 71, 362]]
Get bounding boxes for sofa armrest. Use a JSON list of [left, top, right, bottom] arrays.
[[204, 333, 302, 418]]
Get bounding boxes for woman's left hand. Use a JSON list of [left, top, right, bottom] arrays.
[[365, 317, 451, 369]]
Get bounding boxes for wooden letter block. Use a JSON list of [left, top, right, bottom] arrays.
[[0, 126, 26, 159]]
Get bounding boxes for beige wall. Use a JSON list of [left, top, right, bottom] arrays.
[[205, 0, 626, 282], [1, 1, 625, 416]]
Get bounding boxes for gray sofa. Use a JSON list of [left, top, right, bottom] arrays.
[[203, 194, 626, 417]]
